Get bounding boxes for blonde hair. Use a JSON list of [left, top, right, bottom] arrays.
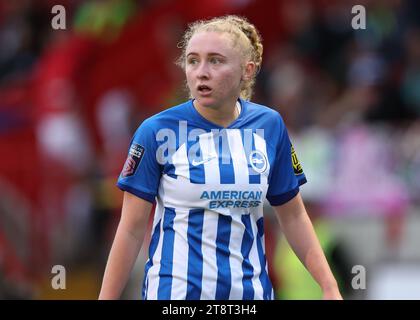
[[177, 15, 263, 100]]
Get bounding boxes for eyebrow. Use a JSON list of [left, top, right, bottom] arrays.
[[186, 52, 227, 58]]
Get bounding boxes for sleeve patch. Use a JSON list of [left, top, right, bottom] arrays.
[[121, 143, 145, 177], [291, 144, 303, 175]]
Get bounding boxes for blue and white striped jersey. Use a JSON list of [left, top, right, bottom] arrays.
[[117, 98, 306, 300]]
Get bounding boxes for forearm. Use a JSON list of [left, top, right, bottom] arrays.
[[279, 210, 338, 292], [274, 194, 340, 296], [99, 192, 152, 300], [99, 222, 146, 299]]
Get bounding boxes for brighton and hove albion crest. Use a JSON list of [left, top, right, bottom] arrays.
[[249, 150, 268, 174]]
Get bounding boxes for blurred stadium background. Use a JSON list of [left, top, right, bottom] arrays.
[[1, 0, 420, 300]]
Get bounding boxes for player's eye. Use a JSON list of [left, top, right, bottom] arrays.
[[209, 57, 222, 64], [187, 57, 199, 65]]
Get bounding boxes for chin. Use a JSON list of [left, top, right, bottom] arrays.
[[195, 96, 217, 108]]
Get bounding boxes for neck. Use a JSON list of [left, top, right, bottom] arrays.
[[193, 99, 240, 128]]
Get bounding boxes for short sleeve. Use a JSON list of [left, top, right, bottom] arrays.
[[117, 120, 162, 203], [266, 118, 307, 206]]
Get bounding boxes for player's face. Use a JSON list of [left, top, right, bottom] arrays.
[[185, 31, 243, 110]]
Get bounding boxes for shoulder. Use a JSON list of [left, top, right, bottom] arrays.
[[242, 99, 286, 130]]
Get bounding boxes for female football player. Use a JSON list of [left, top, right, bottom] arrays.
[[99, 15, 342, 300]]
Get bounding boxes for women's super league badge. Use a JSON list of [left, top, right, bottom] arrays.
[[291, 144, 303, 175], [121, 143, 145, 177]]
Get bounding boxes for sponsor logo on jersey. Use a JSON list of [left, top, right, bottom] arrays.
[[200, 190, 263, 209], [291, 144, 303, 175], [122, 143, 145, 177]]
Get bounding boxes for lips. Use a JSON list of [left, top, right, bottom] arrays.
[[197, 84, 212, 95]]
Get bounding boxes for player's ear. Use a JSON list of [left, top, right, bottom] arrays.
[[242, 61, 256, 81]]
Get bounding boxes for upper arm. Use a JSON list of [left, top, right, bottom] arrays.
[[119, 191, 154, 239], [117, 119, 162, 203], [266, 114, 307, 206]]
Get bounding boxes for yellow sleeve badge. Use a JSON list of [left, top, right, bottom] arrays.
[[291, 145, 303, 175]]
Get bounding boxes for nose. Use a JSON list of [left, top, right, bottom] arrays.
[[196, 61, 210, 80]]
